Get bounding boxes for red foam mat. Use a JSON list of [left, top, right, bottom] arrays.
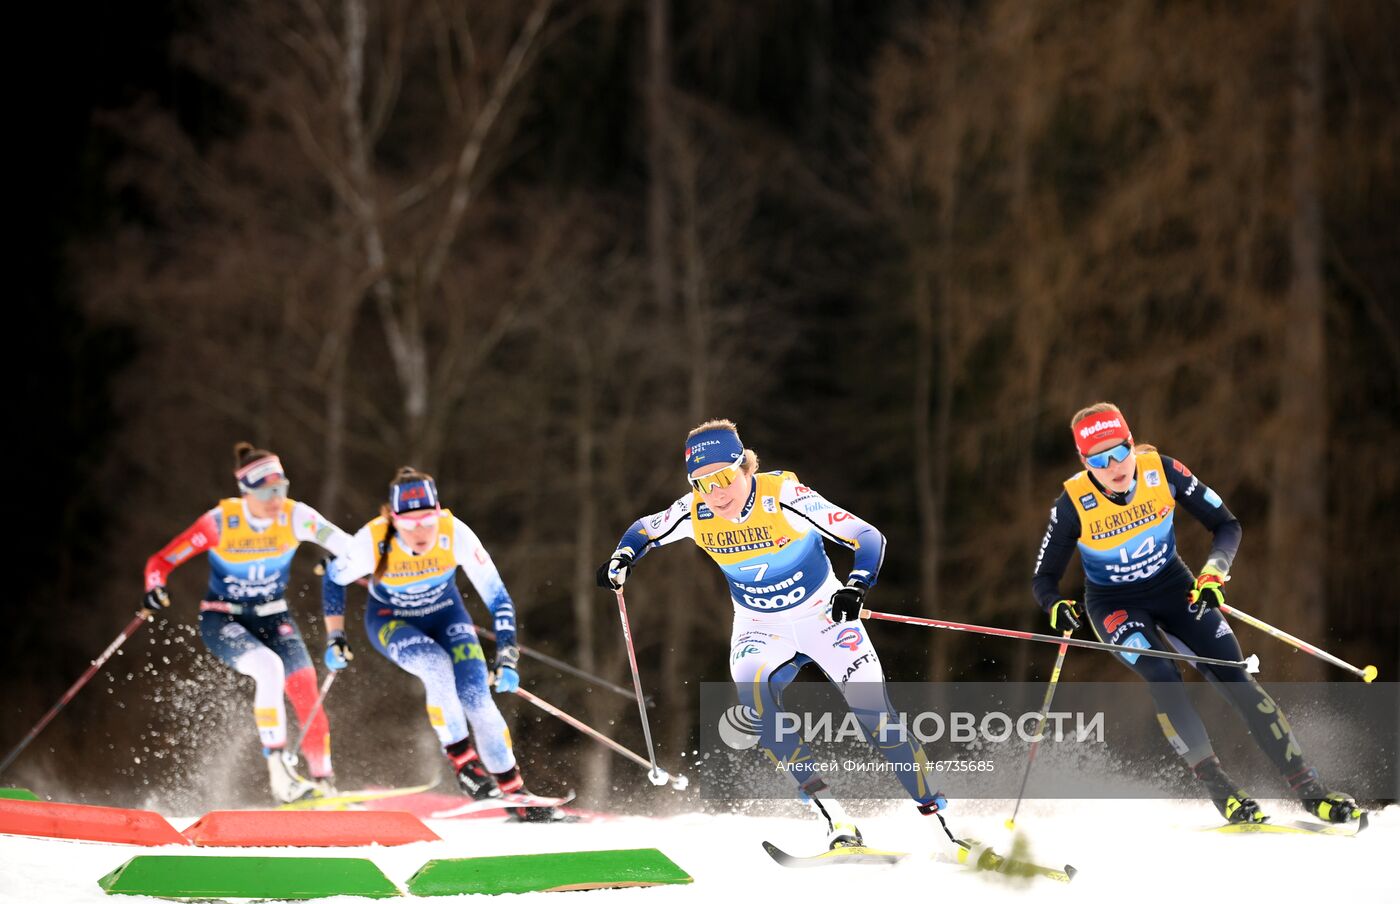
[[362, 790, 610, 823], [0, 798, 189, 846], [182, 809, 441, 847]]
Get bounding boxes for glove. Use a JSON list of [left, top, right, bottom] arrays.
[[324, 630, 353, 670], [1189, 565, 1228, 620], [142, 586, 171, 616], [596, 552, 634, 590], [493, 644, 520, 694], [830, 582, 867, 623], [1049, 599, 1082, 633]]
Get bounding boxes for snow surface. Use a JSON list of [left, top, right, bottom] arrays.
[[2, 797, 1396, 902]]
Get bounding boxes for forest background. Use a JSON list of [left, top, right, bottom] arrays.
[[7, 0, 1397, 809]]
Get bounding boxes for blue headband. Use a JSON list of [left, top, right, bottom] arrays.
[[390, 477, 439, 514], [685, 428, 745, 475]]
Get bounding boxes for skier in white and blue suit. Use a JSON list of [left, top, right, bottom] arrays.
[[599, 419, 946, 849]]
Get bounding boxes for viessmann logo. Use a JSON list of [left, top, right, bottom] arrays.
[[1078, 418, 1122, 439]]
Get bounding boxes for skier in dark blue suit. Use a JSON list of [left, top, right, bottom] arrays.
[[1033, 402, 1360, 825]]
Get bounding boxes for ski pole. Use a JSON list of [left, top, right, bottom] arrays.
[[1221, 604, 1377, 682], [1005, 629, 1073, 830], [859, 609, 1260, 671], [342, 572, 650, 706], [615, 588, 669, 785], [292, 671, 336, 753], [475, 623, 653, 707], [513, 687, 689, 790], [0, 612, 151, 777]]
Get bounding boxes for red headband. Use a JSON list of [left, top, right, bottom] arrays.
[[1072, 411, 1132, 457]]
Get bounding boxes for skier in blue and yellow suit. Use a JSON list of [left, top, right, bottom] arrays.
[[323, 466, 558, 819], [1033, 402, 1360, 826], [599, 419, 946, 850]]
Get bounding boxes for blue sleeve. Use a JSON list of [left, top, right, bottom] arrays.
[[618, 518, 654, 562], [1163, 456, 1242, 573], [1032, 492, 1081, 611], [849, 523, 886, 587], [488, 595, 516, 649], [322, 571, 346, 618]]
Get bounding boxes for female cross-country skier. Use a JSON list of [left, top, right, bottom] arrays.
[[321, 466, 559, 820], [597, 419, 946, 849], [142, 442, 351, 804], [1032, 402, 1360, 825]]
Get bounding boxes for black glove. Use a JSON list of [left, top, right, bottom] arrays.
[[1049, 599, 1082, 633], [324, 630, 353, 670], [142, 586, 171, 615], [596, 552, 634, 590], [830, 582, 867, 623]]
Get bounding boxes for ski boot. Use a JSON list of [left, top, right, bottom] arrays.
[[825, 820, 865, 850], [494, 765, 570, 823], [265, 748, 318, 804], [805, 780, 863, 850], [1293, 778, 1362, 824], [306, 775, 338, 800], [1194, 756, 1266, 824], [446, 738, 500, 800]]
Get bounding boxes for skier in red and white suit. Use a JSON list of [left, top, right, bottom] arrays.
[[142, 442, 351, 803]]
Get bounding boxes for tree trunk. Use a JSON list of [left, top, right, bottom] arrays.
[[570, 339, 613, 803], [645, 0, 675, 312], [1269, 0, 1326, 679]]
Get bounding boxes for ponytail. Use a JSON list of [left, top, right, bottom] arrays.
[[232, 441, 275, 470], [374, 503, 396, 581]]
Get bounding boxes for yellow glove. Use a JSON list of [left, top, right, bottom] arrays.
[[1049, 599, 1082, 633], [1189, 565, 1228, 620]]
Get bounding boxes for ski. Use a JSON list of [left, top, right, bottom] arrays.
[[277, 781, 439, 811], [1206, 811, 1368, 838], [762, 841, 907, 867], [429, 790, 577, 819], [940, 840, 1078, 883], [763, 838, 1075, 881]]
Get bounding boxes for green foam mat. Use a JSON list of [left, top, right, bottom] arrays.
[[0, 788, 40, 800], [407, 848, 692, 895], [97, 855, 400, 899]]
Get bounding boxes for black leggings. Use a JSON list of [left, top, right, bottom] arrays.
[[1086, 580, 1313, 787]]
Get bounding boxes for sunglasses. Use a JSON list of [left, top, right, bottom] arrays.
[[688, 460, 742, 494], [392, 509, 440, 531], [1084, 442, 1133, 470], [245, 483, 289, 502]]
